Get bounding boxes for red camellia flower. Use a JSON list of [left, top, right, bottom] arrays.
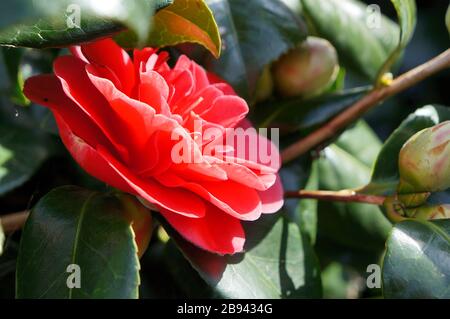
[[23, 38, 283, 255]]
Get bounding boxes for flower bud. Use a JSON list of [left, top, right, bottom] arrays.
[[255, 65, 274, 103], [117, 194, 153, 258], [398, 121, 450, 193], [272, 37, 339, 98]]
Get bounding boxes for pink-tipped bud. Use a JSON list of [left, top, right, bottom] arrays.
[[273, 37, 339, 98], [398, 121, 450, 193]]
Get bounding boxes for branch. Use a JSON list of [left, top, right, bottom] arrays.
[[0, 211, 29, 234], [285, 189, 386, 206], [281, 49, 450, 163]]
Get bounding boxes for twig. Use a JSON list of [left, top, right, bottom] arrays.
[[0, 211, 30, 234], [281, 49, 450, 163], [285, 189, 386, 206]]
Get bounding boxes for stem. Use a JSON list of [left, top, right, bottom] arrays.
[[0, 211, 29, 234], [285, 189, 386, 206], [281, 49, 450, 163]]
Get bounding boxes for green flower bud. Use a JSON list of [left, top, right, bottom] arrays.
[[254, 65, 274, 103], [398, 121, 450, 193], [272, 37, 339, 98]]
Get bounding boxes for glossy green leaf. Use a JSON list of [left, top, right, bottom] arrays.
[[164, 214, 322, 298], [117, 0, 221, 58], [382, 219, 450, 298], [16, 186, 140, 299], [0, 0, 172, 48], [295, 162, 319, 245], [0, 121, 57, 195], [376, 0, 417, 83], [203, 0, 307, 99], [1, 48, 29, 106], [316, 122, 392, 252], [301, 0, 400, 80], [280, 155, 316, 242], [0, 239, 18, 298], [255, 86, 370, 132], [363, 104, 450, 196]]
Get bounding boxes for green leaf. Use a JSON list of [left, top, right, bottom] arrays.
[[255, 86, 370, 132], [316, 121, 392, 252], [382, 219, 450, 298], [16, 186, 140, 299], [161, 241, 218, 298], [301, 0, 401, 80], [363, 105, 450, 196], [280, 155, 315, 239], [334, 121, 382, 168], [0, 239, 18, 298], [321, 261, 366, 299], [376, 0, 417, 83], [295, 161, 319, 245], [203, 0, 307, 99], [1, 48, 29, 106], [117, 0, 221, 58], [164, 214, 322, 298], [0, 0, 172, 48], [0, 121, 58, 195]]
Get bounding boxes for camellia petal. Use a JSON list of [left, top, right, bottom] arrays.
[[160, 204, 245, 255], [80, 38, 135, 95]]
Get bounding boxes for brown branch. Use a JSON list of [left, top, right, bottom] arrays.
[[285, 189, 386, 206], [0, 211, 29, 234], [281, 49, 450, 163]]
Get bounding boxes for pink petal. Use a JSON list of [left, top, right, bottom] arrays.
[[53, 55, 129, 162], [157, 173, 262, 221], [259, 175, 284, 214], [201, 95, 248, 128]]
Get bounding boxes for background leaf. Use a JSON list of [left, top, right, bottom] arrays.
[[300, 0, 400, 80], [117, 0, 221, 58], [254, 86, 370, 132], [0, 119, 58, 196], [382, 219, 450, 298], [16, 186, 141, 299], [316, 121, 392, 252], [0, 0, 172, 48], [295, 162, 319, 245], [1, 48, 28, 106], [202, 0, 307, 99]]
